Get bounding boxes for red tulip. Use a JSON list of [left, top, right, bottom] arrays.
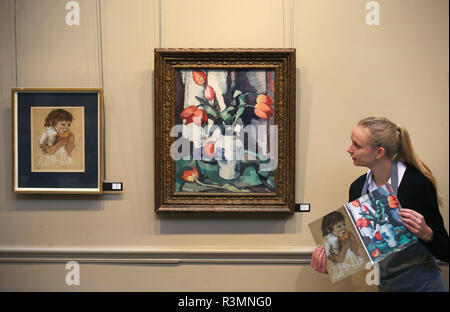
[[192, 71, 207, 86], [351, 200, 360, 207], [387, 195, 399, 208], [181, 167, 199, 182], [361, 218, 371, 227], [361, 205, 369, 213], [254, 102, 274, 119], [180, 105, 197, 118], [356, 219, 362, 228], [180, 105, 208, 126], [356, 218, 370, 228], [204, 85, 215, 101], [375, 231, 382, 240], [371, 249, 380, 258], [256, 94, 273, 106]]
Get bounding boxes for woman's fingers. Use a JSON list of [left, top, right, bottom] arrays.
[[399, 208, 422, 230], [311, 246, 320, 269], [311, 246, 322, 271], [318, 247, 327, 273], [398, 208, 433, 241], [311, 246, 327, 273]]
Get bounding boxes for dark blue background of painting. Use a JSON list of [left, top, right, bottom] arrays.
[[17, 92, 99, 189]]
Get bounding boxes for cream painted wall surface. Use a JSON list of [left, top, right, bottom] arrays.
[[16, 0, 100, 87], [0, 0, 448, 291]]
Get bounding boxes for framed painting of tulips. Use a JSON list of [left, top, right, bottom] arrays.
[[154, 49, 296, 213]]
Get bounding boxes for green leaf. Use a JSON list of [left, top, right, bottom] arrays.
[[195, 96, 208, 105], [232, 105, 246, 126], [222, 183, 250, 193], [233, 90, 242, 98], [237, 94, 246, 105], [220, 106, 235, 124], [199, 103, 221, 121], [366, 215, 375, 221]]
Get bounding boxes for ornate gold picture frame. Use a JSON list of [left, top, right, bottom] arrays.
[[154, 49, 296, 213]]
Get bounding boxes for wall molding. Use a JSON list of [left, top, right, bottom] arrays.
[[0, 246, 314, 265], [0, 246, 447, 266]]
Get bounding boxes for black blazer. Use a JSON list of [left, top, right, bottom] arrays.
[[349, 166, 449, 262]]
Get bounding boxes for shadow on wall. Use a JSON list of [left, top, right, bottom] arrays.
[[8, 194, 122, 211], [296, 67, 313, 207], [156, 212, 297, 235]]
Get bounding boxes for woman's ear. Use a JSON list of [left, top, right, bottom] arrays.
[[375, 146, 386, 159]]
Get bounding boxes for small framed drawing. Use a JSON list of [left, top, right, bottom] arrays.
[[12, 88, 104, 194], [154, 49, 296, 213]]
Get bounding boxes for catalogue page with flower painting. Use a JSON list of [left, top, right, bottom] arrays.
[[344, 183, 417, 264], [308, 183, 417, 283]]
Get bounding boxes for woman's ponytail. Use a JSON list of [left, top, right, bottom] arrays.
[[395, 124, 440, 202]]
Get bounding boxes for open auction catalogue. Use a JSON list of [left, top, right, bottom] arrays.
[[308, 183, 417, 283]]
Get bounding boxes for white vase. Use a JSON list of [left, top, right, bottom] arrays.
[[380, 223, 397, 248], [214, 134, 244, 180]]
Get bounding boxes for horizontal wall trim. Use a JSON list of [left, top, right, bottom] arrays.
[[0, 246, 315, 265], [0, 246, 447, 266]]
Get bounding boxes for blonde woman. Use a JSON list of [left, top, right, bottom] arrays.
[[311, 117, 449, 291]]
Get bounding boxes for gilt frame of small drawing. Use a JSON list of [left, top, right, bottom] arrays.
[[12, 88, 104, 194]]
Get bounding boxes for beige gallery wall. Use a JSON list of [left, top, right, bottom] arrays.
[[0, 0, 447, 291]]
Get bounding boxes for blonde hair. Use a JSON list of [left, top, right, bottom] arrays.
[[358, 117, 440, 203]]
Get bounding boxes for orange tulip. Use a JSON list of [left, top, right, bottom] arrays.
[[181, 167, 199, 182], [387, 195, 400, 208], [180, 105, 208, 126], [254, 102, 274, 119], [254, 94, 274, 119], [180, 105, 198, 119], [355, 218, 370, 229], [192, 71, 207, 86], [256, 94, 273, 106]]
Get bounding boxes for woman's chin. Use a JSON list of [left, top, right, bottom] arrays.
[[352, 159, 364, 167]]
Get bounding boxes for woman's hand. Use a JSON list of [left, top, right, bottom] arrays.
[[311, 245, 328, 274], [398, 208, 434, 242]]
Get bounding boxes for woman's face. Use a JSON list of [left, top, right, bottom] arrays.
[[55, 120, 71, 134], [333, 221, 346, 237], [347, 125, 378, 168]]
